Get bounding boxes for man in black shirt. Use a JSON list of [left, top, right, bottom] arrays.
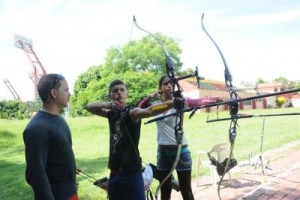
[[85, 79, 178, 200], [23, 74, 77, 200]]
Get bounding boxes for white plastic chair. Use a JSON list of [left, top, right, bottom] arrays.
[[196, 143, 231, 188]]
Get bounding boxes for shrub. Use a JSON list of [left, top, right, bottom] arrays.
[[276, 96, 286, 108]]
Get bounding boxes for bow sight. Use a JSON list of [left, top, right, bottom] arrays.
[[173, 66, 205, 91]]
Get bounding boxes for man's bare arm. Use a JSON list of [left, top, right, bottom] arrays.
[[130, 99, 176, 122], [85, 102, 112, 117]]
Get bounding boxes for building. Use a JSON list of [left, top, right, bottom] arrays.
[[177, 79, 290, 113]]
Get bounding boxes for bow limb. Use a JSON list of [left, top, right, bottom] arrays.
[[133, 16, 180, 91], [201, 13, 238, 200], [133, 16, 184, 199]]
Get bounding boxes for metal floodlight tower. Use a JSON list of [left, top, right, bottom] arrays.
[[14, 34, 47, 99], [3, 79, 21, 101]]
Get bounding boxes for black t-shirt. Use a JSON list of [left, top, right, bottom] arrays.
[[107, 107, 142, 173], [23, 111, 77, 200]]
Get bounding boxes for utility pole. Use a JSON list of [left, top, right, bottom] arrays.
[[14, 34, 47, 99]]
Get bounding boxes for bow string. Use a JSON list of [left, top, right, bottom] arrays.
[[133, 16, 184, 199]]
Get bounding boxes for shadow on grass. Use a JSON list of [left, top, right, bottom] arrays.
[[0, 156, 110, 200], [0, 159, 33, 200], [76, 156, 109, 180], [0, 130, 17, 138], [0, 130, 18, 147], [75, 157, 111, 200], [0, 143, 24, 157]]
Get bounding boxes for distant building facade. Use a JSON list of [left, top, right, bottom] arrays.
[[179, 79, 297, 112]]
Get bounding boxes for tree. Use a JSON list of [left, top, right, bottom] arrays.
[[273, 76, 289, 85], [0, 100, 28, 119], [257, 78, 266, 84], [177, 68, 195, 76], [289, 80, 300, 94], [70, 33, 182, 116], [26, 96, 42, 114], [70, 70, 159, 116], [101, 33, 182, 75], [273, 76, 300, 93], [73, 65, 102, 97], [70, 65, 102, 116]]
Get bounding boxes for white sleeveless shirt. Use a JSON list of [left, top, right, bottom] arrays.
[[155, 107, 188, 145]]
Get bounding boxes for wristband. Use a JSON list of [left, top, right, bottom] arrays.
[[151, 104, 168, 111]]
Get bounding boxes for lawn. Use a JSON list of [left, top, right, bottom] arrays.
[[0, 108, 299, 199]]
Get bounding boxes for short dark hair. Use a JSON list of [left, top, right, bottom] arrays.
[[108, 80, 126, 94], [38, 73, 65, 102]]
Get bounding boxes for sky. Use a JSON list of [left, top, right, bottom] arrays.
[[1, 0, 300, 101]]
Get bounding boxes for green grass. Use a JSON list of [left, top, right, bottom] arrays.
[[0, 108, 299, 199]]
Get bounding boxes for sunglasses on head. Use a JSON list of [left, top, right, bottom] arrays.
[[51, 74, 64, 89]]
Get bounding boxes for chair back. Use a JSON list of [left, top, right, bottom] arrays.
[[209, 143, 230, 162]]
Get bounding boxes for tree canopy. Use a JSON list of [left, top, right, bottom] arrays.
[[70, 33, 183, 116]]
